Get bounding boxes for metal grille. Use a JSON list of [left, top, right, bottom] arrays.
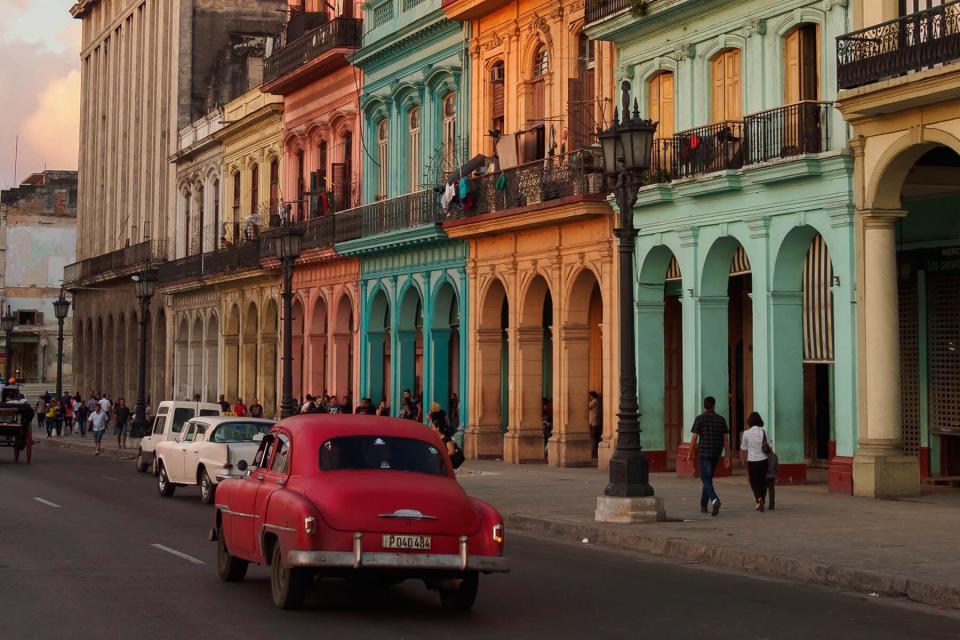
[[899, 272, 921, 456], [927, 273, 960, 437]]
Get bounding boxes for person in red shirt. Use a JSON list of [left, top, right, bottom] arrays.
[[232, 398, 248, 417]]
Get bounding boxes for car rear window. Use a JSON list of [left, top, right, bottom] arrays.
[[319, 436, 447, 476], [199, 409, 220, 417], [171, 408, 194, 433], [212, 422, 273, 443]]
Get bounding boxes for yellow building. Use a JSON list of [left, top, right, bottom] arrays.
[[838, 0, 960, 495], [442, 0, 621, 467]]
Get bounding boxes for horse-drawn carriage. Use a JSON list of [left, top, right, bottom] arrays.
[[0, 381, 35, 464]]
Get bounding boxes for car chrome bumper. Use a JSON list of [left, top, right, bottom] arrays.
[[286, 550, 509, 573]]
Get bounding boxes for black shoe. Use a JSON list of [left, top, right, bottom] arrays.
[[700, 507, 708, 514], [711, 499, 721, 516], [768, 505, 775, 511], [758, 501, 765, 512]]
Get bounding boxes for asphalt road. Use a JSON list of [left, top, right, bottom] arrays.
[[1, 447, 958, 640]]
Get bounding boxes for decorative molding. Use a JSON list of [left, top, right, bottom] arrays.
[[743, 18, 766, 38], [673, 43, 696, 61]]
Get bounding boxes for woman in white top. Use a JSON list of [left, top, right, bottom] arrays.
[[739, 412, 770, 512]]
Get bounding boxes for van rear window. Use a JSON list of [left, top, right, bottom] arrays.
[[199, 409, 220, 416]]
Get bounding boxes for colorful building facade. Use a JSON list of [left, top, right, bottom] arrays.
[[442, 0, 620, 466], [586, 0, 857, 486]]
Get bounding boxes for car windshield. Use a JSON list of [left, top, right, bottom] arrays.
[[319, 436, 447, 476], [211, 422, 273, 443]]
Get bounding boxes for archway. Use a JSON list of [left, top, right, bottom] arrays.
[[94, 317, 104, 393], [469, 278, 508, 459], [75, 319, 85, 394], [292, 298, 305, 400], [366, 288, 391, 409], [309, 296, 328, 397], [190, 315, 203, 400], [224, 304, 240, 404], [637, 246, 684, 471], [105, 315, 115, 395], [114, 314, 126, 401], [175, 316, 189, 400], [333, 293, 354, 404], [508, 274, 552, 463], [126, 314, 137, 402], [205, 314, 219, 403], [555, 269, 602, 466], [431, 281, 460, 416], [261, 300, 278, 417], [397, 284, 424, 409], [241, 301, 258, 407]]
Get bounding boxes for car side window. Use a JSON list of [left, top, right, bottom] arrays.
[[270, 435, 290, 474], [253, 435, 275, 469], [181, 424, 196, 443], [194, 423, 207, 441], [151, 415, 166, 436], [171, 408, 195, 433]]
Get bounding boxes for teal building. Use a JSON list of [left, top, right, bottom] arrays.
[[586, 0, 857, 490], [343, 0, 469, 426]]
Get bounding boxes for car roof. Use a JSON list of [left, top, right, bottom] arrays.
[[187, 416, 276, 427]]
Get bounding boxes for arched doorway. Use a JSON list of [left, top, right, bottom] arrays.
[[555, 269, 602, 466], [126, 314, 137, 402], [397, 285, 424, 409], [333, 293, 354, 403], [366, 289, 391, 409], [261, 300, 278, 417], [431, 281, 460, 416], [241, 302, 258, 407], [205, 314, 219, 403], [637, 246, 684, 471], [115, 314, 127, 401], [507, 274, 552, 463], [94, 318, 104, 393], [190, 315, 203, 400], [468, 278, 508, 459], [75, 320, 85, 393], [309, 297, 328, 396], [292, 298, 305, 400], [175, 316, 189, 400], [224, 305, 240, 404], [104, 315, 115, 395]]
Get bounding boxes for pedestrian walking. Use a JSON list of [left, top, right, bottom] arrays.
[[686, 396, 732, 516], [430, 420, 465, 470], [35, 396, 47, 432], [740, 411, 772, 511], [87, 404, 109, 455], [428, 401, 449, 436], [113, 398, 131, 449], [249, 398, 263, 418], [62, 394, 74, 435], [76, 399, 89, 437], [218, 394, 231, 412], [588, 391, 602, 459], [45, 398, 61, 438]]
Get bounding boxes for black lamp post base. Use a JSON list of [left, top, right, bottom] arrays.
[[604, 451, 655, 498], [131, 417, 149, 439]]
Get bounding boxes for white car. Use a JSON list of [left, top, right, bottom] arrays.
[[154, 417, 275, 504]]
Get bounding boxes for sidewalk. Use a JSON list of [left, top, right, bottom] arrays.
[[456, 459, 960, 610], [32, 425, 141, 460]]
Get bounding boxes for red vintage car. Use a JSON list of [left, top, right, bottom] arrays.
[[210, 414, 508, 610]]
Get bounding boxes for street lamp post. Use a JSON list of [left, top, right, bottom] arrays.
[[274, 222, 304, 419], [131, 271, 157, 437], [595, 81, 665, 523], [2, 305, 15, 381], [53, 289, 71, 398]]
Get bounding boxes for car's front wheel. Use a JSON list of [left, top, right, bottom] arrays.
[[156, 462, 175, 497], [135, 449, 149, 473], [438, 571, 479, 611], [216, 524, 248, 582], [270, 542, 311, 610], [199, 469, 216, 505]]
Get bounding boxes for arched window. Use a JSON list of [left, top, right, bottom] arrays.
[[442, 94, 456, 173], [711, 49, 742, 122], [250, 164, 259, 216], [408, 107, 421, 191], [648, 72, 675, 138], [183, 188, 191, 257], [529, 44, 549, 160], [533, 45, 549, 77], [232, 171, 241, 217], [269, 158, 280, 216], [784, 25, 818, 103], [377, 119, 389, 200], [213, 179, 220, 249], [196, 183, 204, 255]]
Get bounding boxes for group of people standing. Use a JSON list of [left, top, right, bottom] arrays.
[[688, 396, 780, 516], [213, 395, 265, 418], [36, 392, 132, 456]]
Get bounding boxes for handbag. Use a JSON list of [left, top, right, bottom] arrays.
[[761, 432, 773, 456]]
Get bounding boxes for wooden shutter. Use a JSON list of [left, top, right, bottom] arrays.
[[648, 72, 674, 137], [712, 55, 726, 122], [800, 26, 819, 101], [492, 79, 505, 119], [568, 77, 584, 151], [331, 163, 346, 212], [725, 50, 741, 120], [785, 29, 801, 104]]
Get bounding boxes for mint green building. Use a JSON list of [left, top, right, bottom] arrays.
[[586, 0, 857, 490]]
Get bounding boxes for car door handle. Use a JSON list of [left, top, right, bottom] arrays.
[[257, 475, 265, 480]]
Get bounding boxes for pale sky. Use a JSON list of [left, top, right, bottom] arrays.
[[0, 0, 80, 189]]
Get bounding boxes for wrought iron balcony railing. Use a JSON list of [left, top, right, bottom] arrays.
[[332, 189, 443, 242], [585, 0, 633, 25], [837, 0, 960, 90], [158, 239, 263, 284], [742, 101, 832, 165], [264, 17, 363, 85], [453, 149, 606, 219], [659, 121, 745, 180], [64, 240, 167, 285]]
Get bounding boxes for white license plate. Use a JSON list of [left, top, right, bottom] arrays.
[[382, 534, 431, 550]]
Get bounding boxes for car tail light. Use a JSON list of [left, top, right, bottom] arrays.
[[304, 516, 317, 535], [492, 523, 504, 544]]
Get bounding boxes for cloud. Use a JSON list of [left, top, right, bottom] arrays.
[[22, 69, 80, 172]]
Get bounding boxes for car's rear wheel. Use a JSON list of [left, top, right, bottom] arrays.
[[270, 542, 310, 610], [157, 462, 175, 497], [216, 524, 248, 582], [135, 449, 149, 473], [438, 572, 479, 611], [199, 469, 215, 505]]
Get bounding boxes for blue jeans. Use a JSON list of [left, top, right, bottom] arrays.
[[699, 456, 720, 508]]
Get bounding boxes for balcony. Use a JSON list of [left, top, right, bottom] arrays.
[[64, 240, 167, 286], [584, 0, 634, 25], [837, 0, 960, 90], [652, 121, 745, 182], [158, 239, 263, 285], [742, 101, 831, 165], [332, 189, 442, 241], [263, 17, 362, 92]]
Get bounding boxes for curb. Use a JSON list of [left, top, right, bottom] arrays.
[[504, 513, 960, 610], [34, 437, 137, 461]]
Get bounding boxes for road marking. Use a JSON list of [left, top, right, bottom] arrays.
[[33, 497, 61, 508], [151, 543, 206, 565], [101, 476, 122, 483]]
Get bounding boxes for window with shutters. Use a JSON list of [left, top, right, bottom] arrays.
[[183, 189, 191, 257], [318, 140, 328, 203], [196, 184, 204, 255], [269, 158, 280, 216], [490, 61, 505, 154], [296, 150, 306, 220], [648, 72, 675, 137], [409, 107, 421, 191], [568, 34, 596, 151], [784, 25, 819, 104], [343, 131, 353, 208], [232, 171, 241, 219], [711, 49, 742, 122], [213, 179, 220, 248], [377, 120, 389, 200], [250, 164, 259, 216], [442, 93, 456, 173]]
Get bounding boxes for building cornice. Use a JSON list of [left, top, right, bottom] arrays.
[[349, 13, 458, 70]]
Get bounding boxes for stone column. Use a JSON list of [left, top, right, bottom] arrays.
[[504, 326, 547, 463], [465, 327, 505, 458], [430, 328, 451, 413], [550, 323, 593, 467], [331, 331, 351, 399], [366, 331, 386, 407], [853, 209, 920, 497]]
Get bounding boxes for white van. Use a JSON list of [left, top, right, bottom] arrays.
[[135, 400, 221, 473]]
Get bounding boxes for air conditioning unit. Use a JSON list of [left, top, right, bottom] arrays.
[[490, 66, 505, 83]]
